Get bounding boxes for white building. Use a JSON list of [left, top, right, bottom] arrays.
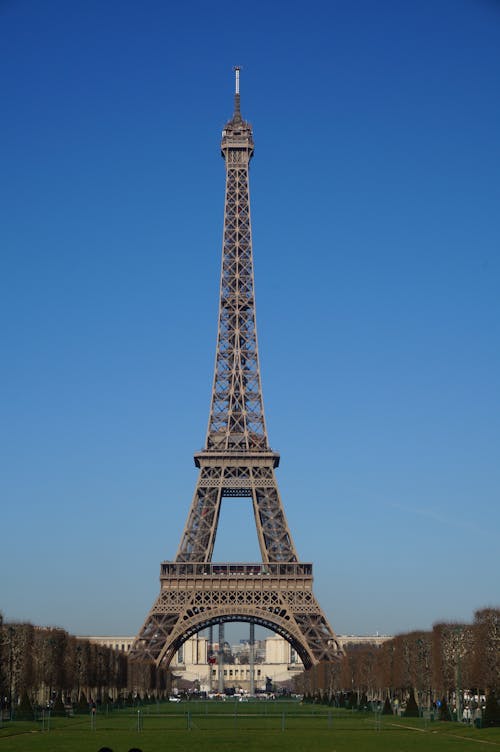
[[79, 635, 135, 652], [83, 633, 392, 692]]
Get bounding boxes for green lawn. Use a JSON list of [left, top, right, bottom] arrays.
[[1, 701, 499, 752]]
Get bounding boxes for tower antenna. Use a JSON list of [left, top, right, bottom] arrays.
[[233, 65, 241, 117]]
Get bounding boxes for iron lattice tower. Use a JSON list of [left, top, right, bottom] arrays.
[[131, 69, 342, 670]]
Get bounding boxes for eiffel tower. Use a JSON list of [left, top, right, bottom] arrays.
[[130, 69, 342, 672]]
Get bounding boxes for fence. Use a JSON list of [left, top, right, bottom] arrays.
[[1, 700, 440, 734]]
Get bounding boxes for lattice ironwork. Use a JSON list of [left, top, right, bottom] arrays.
[[131, 69, 342, 673], [132, 565, 340, 669]]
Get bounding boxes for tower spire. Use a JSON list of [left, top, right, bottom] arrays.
[[233, 65, 241, 120]]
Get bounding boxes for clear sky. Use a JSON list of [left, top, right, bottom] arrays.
[[1, 0, 499, 642]]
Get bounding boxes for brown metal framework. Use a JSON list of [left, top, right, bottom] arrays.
[[131, 70, 342, 671]]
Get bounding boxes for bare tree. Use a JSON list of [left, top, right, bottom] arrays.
[[472, 608, 500, 694]]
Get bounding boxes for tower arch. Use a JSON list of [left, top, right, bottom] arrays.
[[162, 613, 313, 669]]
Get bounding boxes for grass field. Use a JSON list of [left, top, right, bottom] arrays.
[[1, 700, 499, 752]]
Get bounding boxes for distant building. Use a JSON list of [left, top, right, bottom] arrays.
[[338, 634, 392, 649], [83, 632, 392, 692], [78, 635, 134, 652]]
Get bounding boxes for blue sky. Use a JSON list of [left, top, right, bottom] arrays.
[[1, 0, 499, 641]]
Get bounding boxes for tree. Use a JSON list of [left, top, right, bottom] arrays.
[[17, 690, 33, 720], [407, 632, 432, 708], [382, 696, 393, 715], [77, 691, 89, 713], [377, 640, 396, 699], [53, 692, 66, 716], [484, 692, 500, 727], [404, 690, 419, 717], [342, 645, 379, 702], [7, 623, 35, 706], [391, 634, 412, 697], [0, 614, 8, 704], [438, 696, 451, 721], [472, 609, 500, 694], [432, 622, 472, 708]]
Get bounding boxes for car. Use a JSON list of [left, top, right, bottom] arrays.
[[169, 696, 181, 703]]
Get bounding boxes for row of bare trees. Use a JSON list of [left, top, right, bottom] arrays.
[[0, 618, 166, 712], [302, 608, 499, 708], [2, 608, 497, 713]]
